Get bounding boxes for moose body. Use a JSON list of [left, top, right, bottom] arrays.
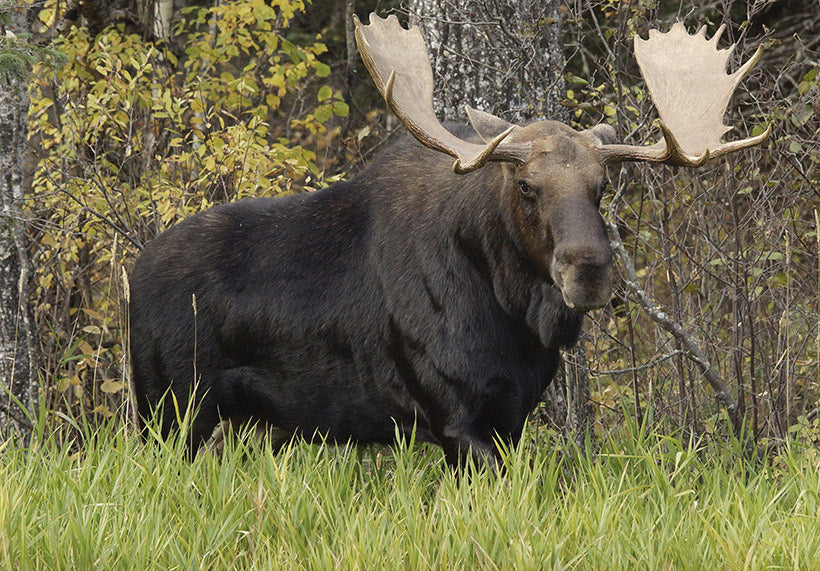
[[130, 15, 768, 467], [130, 123, 606, 465]]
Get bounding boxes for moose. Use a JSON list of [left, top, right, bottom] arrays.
[[129, 14, 769, 467]]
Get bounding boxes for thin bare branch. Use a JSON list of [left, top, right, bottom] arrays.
[[605, 185, 739, 424]]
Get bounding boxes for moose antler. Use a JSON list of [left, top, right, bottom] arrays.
[[353, 14, 529, 174], [598, 23, 771, 166]]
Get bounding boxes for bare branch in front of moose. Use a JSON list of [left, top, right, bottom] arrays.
[[128, 14, 769, 469]]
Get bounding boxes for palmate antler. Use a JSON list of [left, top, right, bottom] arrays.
[[353, 14, 530, 174], [354, 14, 770, 170], [598, 23, 771, 166]]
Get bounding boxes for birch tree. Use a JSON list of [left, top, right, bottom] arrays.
[[406, 0, 568, 123], [153, 0, 173, 39], [0, 0, 42, 441]]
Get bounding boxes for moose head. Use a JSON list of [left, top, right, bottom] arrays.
[[354, 15, 770, 311]]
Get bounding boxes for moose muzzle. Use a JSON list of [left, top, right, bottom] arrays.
[[549, 201, 614, 312], [551, 244, 613, 311]]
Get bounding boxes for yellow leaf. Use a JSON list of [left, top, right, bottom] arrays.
[[100, 379, 125, 394]]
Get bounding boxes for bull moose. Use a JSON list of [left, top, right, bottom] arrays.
[[129, 14, 769, 467]]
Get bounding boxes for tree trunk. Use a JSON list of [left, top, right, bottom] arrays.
[[404, 0, 587, 439], [405, 0, 568, 123], [153, 0, 174, 39], [0, 2, 41, 442]]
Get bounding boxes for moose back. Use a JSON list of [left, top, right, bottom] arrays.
[[129, 15, 768, 467]]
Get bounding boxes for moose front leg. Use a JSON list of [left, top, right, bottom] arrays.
[[436, 421, 507, 471]]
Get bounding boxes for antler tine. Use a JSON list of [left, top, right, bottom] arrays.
[[599, 22, 770, 166], [732, 42, 765, 85], [354, 14, 527, 174]]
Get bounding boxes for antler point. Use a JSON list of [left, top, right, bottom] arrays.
[[710, 23, 727, 44]]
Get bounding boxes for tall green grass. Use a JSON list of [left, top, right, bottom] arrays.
[[1, 411, 819, 569]]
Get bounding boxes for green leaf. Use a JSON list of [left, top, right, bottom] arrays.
[[315, 62, 331, 78], [317, 85, 332, 101], [332, 101, 349, 117], [314, 107, 332, 123], [751, 124, 767, 137]]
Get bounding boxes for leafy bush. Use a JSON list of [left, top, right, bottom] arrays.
[[27, 0, 348, 423]]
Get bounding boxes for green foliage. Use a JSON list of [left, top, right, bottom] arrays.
[[27, 0, 348, 418], [2, 412, 820, 568], [0, 1, 64, 84]]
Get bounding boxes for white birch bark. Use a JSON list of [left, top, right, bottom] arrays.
[[406, 0, 568, 123], [0, 2, 40, 442], [153, 0, 174, 39]]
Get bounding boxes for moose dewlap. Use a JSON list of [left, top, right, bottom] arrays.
[[129, 14, 769, 468]]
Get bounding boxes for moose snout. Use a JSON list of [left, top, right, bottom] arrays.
[[551, 244, 613, 312]]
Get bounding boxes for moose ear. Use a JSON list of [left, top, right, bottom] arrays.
[[582, 123, 619, 146], [466, 106, 516, 143]]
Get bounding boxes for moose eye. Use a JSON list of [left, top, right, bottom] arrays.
[[518, 180, 535, 199]]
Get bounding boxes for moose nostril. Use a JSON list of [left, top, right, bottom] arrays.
[[554, 245, 612, 268]]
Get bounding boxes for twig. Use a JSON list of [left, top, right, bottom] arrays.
[[40, 168, 143, 250], [593, 351, 684, 376]]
